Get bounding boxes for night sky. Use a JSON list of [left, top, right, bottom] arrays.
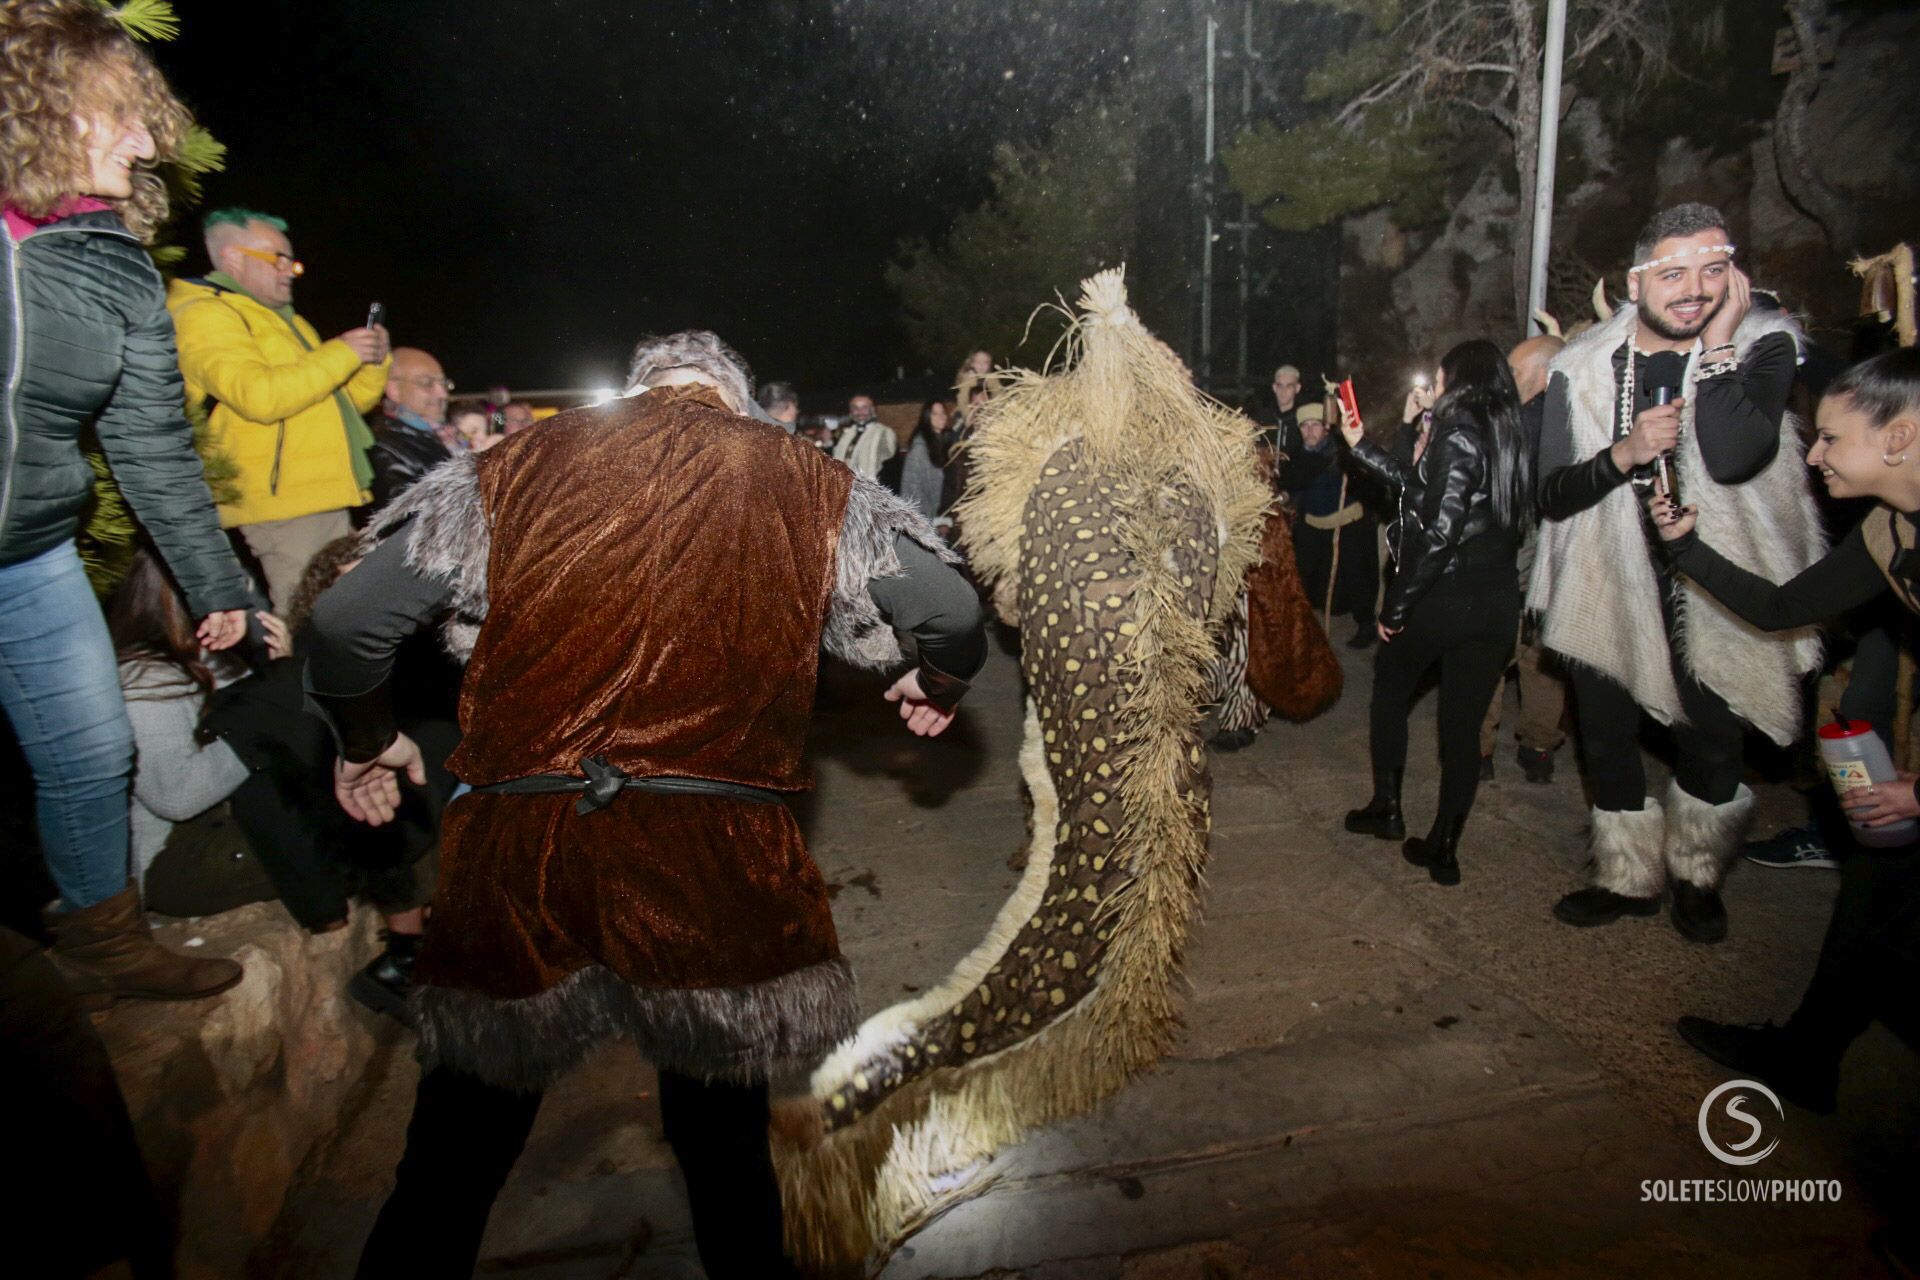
[[155, 0, 1134, 397]]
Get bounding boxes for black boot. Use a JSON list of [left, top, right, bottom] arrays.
[[1669, 880, 1729, 944], [1517, 744, 1555, 784], [349, 930, 422, 1027], [1346, 622, 1376, 650], [1553, 886, 1661, 927], [1344, 770, 1404, 839], [1403, 813, 1465, 885], [1210, 726, 1258, 752], [1675, 1016, 1838, 1114]]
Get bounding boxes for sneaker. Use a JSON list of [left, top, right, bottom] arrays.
[[1674, 1016, 1838, 1114], [1741, 823, 1838, 870]]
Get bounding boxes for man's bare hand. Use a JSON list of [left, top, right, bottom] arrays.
[[1701, 264, 1751, 354], [1612, 399, 1683, 470], [336, 325, 390, 364], [196, 609, 248, 650], [334, 733, 426, 826], [883, 670, 957, 738]]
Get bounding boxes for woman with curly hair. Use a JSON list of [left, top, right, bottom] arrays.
[[2, 0, 251, 1003]]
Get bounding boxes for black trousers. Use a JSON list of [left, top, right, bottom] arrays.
[[1568, 661, 1745, 811], [1369, 573, 1519, 824], [1787, 846, 1920, 1060], [357, 1065, 801, 1279], [1293, 513, 1379, 626]]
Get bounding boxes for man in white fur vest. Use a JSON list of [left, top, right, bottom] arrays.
[[1528, 202, 1823, 943]]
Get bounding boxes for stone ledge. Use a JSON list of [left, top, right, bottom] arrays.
[[97, 901, 389, 1280]]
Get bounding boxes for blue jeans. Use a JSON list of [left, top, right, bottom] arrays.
[[0, 541, 135, 909]]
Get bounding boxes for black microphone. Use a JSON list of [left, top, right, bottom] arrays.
[[1651, 383, 1678, 499]]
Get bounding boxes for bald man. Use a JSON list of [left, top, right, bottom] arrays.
[[1479, 334, 1569, 781], [367, 347, 457, 512]]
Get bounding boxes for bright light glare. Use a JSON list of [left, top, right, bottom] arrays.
[[590, 387, 618, 405]]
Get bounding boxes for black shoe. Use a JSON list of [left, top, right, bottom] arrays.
[[1210, 727, 1258, 753], [1344, 769, 1404, 839], [1675, 1016, 1838, 1114], [1478, 754, 1495, 782], [1346, 624, 1376, 650], [1552, 886, 1660, 927], [1670, 880, 1728, 944], [1516, 745, 1555, 784], [1402, 814, 1465, 886], [349, 931, 421, 1028]]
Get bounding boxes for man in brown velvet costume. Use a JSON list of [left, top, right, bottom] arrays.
[[303, 330, 986, 1278]]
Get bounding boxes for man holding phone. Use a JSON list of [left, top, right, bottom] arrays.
[[169, 207, 390, 612]]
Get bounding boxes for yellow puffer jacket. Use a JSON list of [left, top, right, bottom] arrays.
[[167, 276, 388, 527]]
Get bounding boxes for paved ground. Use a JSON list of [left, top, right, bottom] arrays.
[[274, 629, 1919, 1278]]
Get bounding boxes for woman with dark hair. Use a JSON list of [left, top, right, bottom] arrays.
[[1341, 339, 1535, 883], [878, 398, 956, 532], [108, 552, 281, 896], [1, 0, 251, 1004]]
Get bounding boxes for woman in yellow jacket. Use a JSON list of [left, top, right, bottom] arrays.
[[167, 208, 389, 608]]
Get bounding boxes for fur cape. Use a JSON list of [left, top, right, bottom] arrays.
[[1526, 305, 1824, 745]]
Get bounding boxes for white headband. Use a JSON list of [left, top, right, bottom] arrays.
[[1629, 243, 1736, 275]]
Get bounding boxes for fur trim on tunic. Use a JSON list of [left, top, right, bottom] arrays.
[[413, 956, 858, 1092], [363, 453, 491, 661], [1590, 800, 1666, 899], [1527, 305, 1823, 745], [1663, 781, 1754, 890], [822, 474, 960, 670]]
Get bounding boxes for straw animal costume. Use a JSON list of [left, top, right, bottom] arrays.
[[775, 269, 1269, 1270]]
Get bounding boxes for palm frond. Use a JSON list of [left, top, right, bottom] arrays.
[[103, 0, 180, 42]]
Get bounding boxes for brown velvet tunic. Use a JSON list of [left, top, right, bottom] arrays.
[[415, 386, 853, 1007]]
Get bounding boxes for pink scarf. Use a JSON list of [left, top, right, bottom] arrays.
[[4, 196, 113, 242]]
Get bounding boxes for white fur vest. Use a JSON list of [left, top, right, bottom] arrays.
[[1525, 305, 1824, 745]]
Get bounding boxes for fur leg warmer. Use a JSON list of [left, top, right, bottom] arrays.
[[1663, 782, 1754, 891], [1590, 800, 1666, 899]]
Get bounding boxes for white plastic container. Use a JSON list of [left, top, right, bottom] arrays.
[[1818, 718, 1918, 848]]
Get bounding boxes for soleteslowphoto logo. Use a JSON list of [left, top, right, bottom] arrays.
[[1698, 1078, 1782, 1166], [1638, 1079, 1842, 1204]]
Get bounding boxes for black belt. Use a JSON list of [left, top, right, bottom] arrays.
[[468, 755, 786, 815]]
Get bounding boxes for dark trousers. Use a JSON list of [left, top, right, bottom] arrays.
[[1, 928, 170, 1279], [1787, 846, 1920, 1060], [1568, 661, 1745, 811], [1293, 514, 1379, 626], [357, 1065, 800, 1279], [1369, 574, 1519, 823]]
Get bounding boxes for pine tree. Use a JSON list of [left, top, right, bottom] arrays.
[[76, 0, 237, 597]]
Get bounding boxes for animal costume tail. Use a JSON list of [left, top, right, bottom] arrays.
[[774, 268, 1269, 1271]]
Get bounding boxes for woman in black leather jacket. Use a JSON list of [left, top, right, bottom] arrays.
[[1341, 340, 1534, 883]]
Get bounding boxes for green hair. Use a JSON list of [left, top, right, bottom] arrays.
[[202, 206, 287, 233]]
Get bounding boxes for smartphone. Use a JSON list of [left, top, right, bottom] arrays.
[[367, 301, 387, 330], [1336, 378, 1365, 434]]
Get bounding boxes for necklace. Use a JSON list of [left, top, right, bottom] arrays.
[[1616, 338, 1698, 476]]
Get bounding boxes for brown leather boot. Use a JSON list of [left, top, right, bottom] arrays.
[[43, 883, 242, 1009]]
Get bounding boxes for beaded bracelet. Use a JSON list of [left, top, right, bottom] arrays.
[[1697, 358, 1739, 379]]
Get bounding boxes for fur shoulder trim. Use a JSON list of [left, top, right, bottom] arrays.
[[823, 473, 959, 671], [364, 453, 490, 661]]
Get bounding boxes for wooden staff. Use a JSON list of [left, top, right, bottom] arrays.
[[1322, 389, 1344, 632]]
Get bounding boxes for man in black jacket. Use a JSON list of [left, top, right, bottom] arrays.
[[366, 346, 455, 514]]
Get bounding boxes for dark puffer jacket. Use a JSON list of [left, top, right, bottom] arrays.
[[1346, 414, 1519, 628], [1, 209, 249, 617]]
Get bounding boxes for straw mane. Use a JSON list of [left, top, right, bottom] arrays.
[[774, 267, 1268, 1272]]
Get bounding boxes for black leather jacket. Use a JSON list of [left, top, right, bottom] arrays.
[[1346, 414, 1518, 628], [366, 416, 454, 514]]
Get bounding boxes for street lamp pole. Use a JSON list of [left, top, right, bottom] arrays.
[[1526, 0, 1568, 336]]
